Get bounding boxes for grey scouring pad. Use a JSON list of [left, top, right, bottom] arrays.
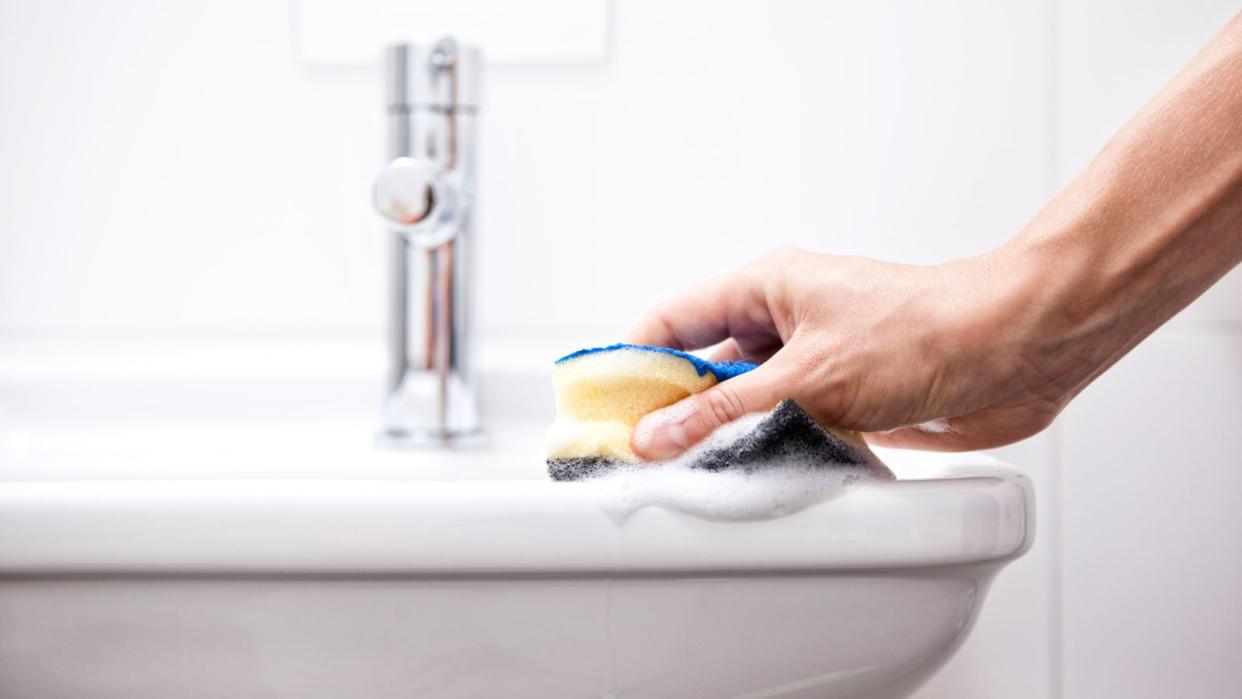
[[547, 400, 887, 482]]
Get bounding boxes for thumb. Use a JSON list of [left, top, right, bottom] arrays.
[[630, 360, 786, 461]]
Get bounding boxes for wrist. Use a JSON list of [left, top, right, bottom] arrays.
[[982, 169, 1203, 402], [939, 222, 1112, 408]]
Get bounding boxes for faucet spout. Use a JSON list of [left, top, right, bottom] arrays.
[[374, 39, 482, 446]]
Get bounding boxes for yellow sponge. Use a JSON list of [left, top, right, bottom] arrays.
[[546, 344, 754, 463]]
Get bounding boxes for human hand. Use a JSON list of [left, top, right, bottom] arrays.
[[626, 246, 1069, 459]]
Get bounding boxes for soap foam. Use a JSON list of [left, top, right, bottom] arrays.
[[577, 413, 884, 524]]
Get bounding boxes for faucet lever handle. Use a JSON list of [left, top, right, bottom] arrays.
[[373, 157, 460, 247], [374, 157, 436, 225]]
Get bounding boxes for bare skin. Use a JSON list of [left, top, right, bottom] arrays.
[[629, 12, 1242, 460]]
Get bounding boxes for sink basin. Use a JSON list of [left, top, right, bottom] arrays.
[[0, 341, 1033, 699]]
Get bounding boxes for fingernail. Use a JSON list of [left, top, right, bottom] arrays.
[[632, 401, 695, 460]]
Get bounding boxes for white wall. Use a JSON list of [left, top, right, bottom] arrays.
[[1054, 3, 1242, 698], [1, 2, 1239, 697]]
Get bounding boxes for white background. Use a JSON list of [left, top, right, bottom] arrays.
[[1, 1, 1240, 697]]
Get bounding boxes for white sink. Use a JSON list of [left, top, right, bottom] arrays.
[[0, 341, 1033, 699]]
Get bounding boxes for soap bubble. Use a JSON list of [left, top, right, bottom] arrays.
[[579, 413, 889, 524]]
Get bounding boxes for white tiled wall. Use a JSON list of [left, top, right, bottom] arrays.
[[1, 2, 1239, 697], [1059, 330, 1242, 698], [0, 0, 1050, 340], [1054, 2, 1241, 698]]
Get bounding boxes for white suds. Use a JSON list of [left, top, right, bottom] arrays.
[[579, 414, 889, 524]]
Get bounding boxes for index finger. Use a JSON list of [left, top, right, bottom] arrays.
[[625, 269, 764, 350]]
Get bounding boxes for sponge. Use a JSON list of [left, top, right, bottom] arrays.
[[545, 343, 755, 466], [546, 344, 891, 482]]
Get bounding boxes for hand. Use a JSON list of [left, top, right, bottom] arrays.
[[626, 245, 1072, 459]]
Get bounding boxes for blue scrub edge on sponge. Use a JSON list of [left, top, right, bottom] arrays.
[[554, 343, 757, 382]]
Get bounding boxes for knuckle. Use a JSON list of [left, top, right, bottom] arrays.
[[799, 362, 854, 423], [645, 301, 672, 324], [782, 345, 834, 391], [698, 386, 747, 429], [780, 344, 820, 378], [637, 304, 675, 341], [763, 245, 805, 264]]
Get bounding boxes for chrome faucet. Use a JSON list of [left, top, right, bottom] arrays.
[[373, 38, 482, 445]]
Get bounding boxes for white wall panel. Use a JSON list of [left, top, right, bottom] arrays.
[[0, 0, 1049, 340], [480, 0, 1050, 337], [1059, 329, 1242, 698], [0, 0, 384, 336]]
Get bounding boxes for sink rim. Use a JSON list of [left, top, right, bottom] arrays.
[[0, 463, 1033, 578]]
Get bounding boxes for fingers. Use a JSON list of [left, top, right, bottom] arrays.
[[631, 358, 789, 460], [862, 422, 975, 451], [863, 406, 1056, 451], [706, 338, 743, 362], [626, 269, 764, 351], [707, 336, 784, 365]]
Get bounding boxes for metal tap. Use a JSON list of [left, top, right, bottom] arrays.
[[373, 38, 482, 445]]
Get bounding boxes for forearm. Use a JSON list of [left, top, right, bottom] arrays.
[[627, 14, 1242, 457], [998, 12, 1242, 399]]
